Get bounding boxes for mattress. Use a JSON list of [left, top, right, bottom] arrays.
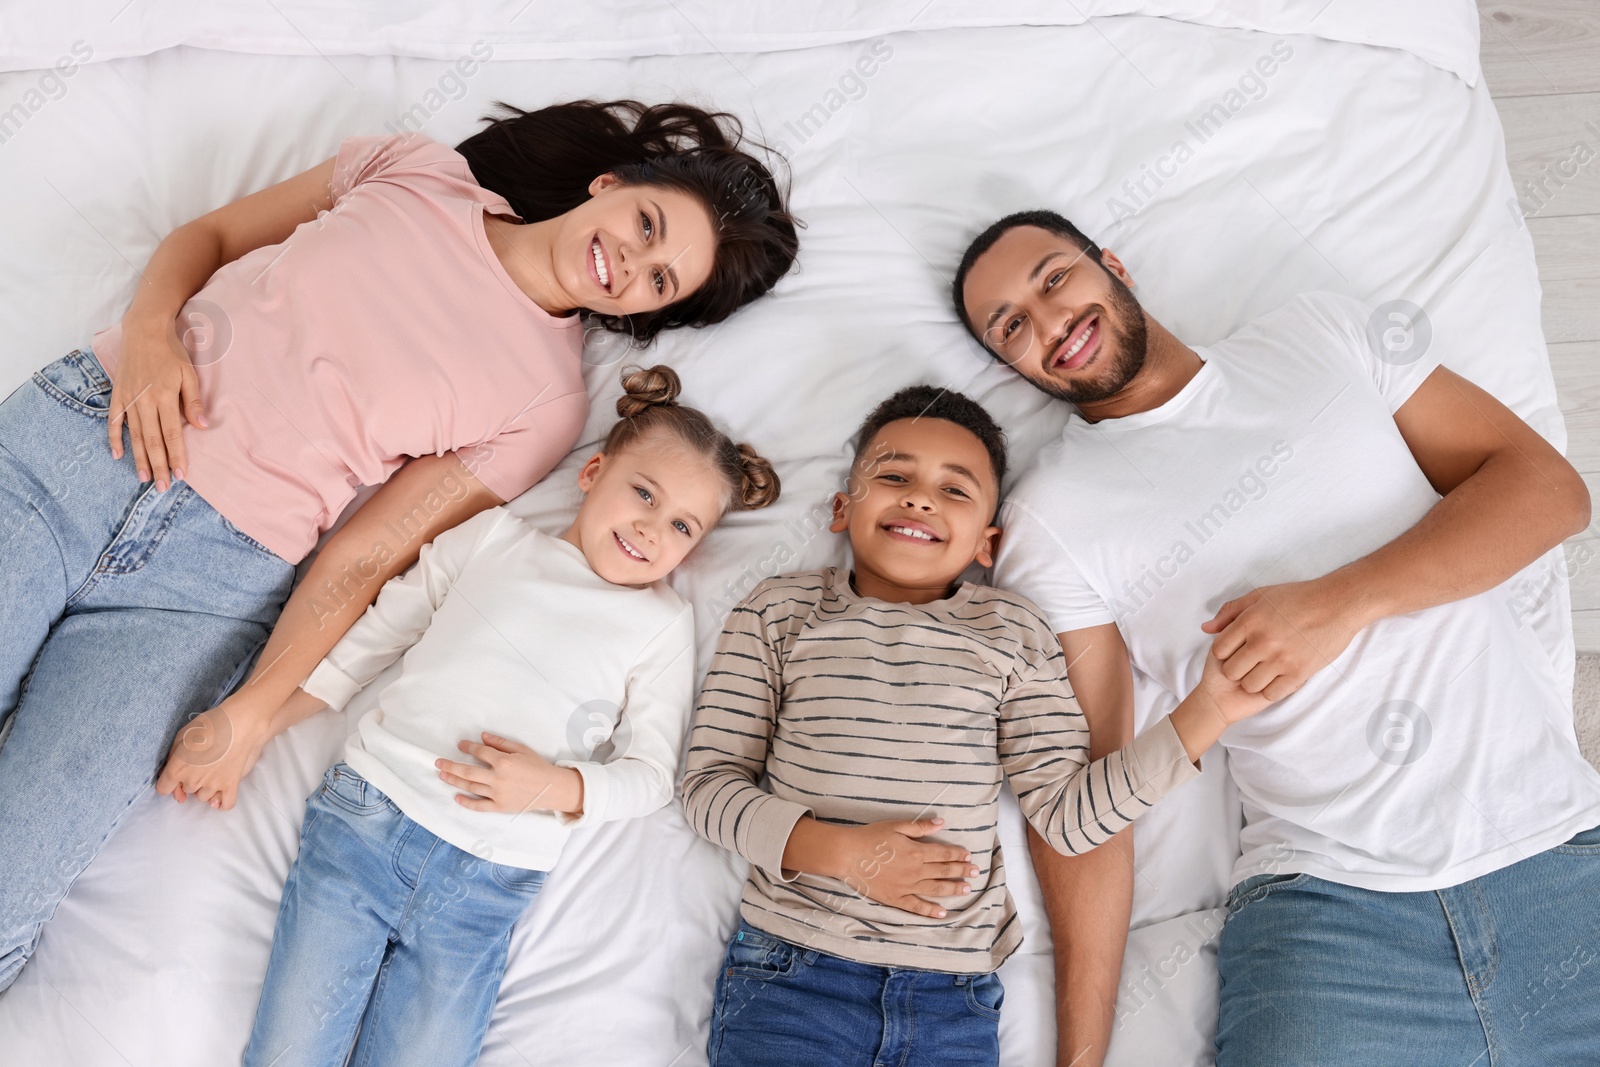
[[0, 4, 1568, 1065]]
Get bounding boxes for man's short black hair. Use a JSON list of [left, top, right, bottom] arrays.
[[851, 385, 1008, 490], [951, 209, 1102, 342]]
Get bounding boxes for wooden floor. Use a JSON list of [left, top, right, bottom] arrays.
[[1480, 1, 1600, 650]]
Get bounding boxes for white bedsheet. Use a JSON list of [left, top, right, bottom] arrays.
[[0, 6, 1566, 1066]]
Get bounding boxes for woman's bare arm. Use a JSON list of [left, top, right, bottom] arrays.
[[110, 157, 337, 490], [155, 452, 503, 808]]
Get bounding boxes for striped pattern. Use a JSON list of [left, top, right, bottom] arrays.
[[681, 568, 1197, 973]]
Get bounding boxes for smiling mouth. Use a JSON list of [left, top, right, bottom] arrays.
[[883, 522, 943, 544], [614, 530, 648, 562], [591, 235, 612, 293], [1052, 314, 1099, 371]]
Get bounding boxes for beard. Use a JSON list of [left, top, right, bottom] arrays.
[[1031, 274, 1149, 406]]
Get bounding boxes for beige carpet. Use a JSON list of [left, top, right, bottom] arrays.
[[1575, 653, 1600, 771]]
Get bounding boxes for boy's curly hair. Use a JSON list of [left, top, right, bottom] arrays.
[[850, 385, 1008, 489]]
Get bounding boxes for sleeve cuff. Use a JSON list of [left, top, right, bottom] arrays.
[[301, 659, 364, 713], [1127, 714, 1204, 798], [554, 760, 610, 829], [745, 795, 814, 883]]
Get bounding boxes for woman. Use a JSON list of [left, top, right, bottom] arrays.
[[0, 99, 798, 993]]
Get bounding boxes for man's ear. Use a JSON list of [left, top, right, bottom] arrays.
[[828, 490, 852, 533], [973, 524, 1002, 570], [1098, 248, 1134, 289], [575, 452, 606, 492], [587, 172, 621, 198]]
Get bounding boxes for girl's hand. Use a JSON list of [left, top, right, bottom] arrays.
[[108, 313, 208, 492], [436, 732, 583, 816], [154, 694, 273, 811], [832, 817, 978, 920]]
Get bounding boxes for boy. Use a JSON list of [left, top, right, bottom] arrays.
[[681, 386, 1269, 1065]]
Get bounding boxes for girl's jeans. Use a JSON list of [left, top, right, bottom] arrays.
[[244, 763, 548, 1067], [0, 348, 294, 992]]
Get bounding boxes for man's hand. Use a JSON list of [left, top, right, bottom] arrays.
[[1201, 577, 1367, 700], [436, 732, 583, 816]]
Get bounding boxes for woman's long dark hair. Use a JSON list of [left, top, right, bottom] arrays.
[[456, 99, 800, 344]]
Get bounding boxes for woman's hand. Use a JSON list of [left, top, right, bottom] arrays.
[[154, 693, 273, 810], [436, 733, 584, 816], [108, 312, 207, 492]]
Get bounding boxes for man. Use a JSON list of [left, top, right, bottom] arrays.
[[953, 209, 1600, 1065]]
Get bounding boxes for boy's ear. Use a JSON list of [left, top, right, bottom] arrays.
[[575, 452, 606, 492], [972, 523, 1002, 570], [828, 490, 852, 533]]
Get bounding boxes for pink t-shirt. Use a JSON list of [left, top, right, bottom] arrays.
[[91, 133, 588, 563]]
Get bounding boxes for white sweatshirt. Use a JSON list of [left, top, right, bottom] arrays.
[[301, 506, 695, 871]]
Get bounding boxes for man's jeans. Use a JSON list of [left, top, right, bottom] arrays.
[[0, 348, 294, 992], [708, 920, 1004, 1066], [244, 763, 548, 1067], [1217, 823, 1600, 1066]]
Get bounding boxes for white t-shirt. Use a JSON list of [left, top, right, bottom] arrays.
[[994, 292, 1600, 892], [303, 506, 696, 871]]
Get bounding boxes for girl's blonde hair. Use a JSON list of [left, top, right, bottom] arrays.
[[603, 365, 780, 513]]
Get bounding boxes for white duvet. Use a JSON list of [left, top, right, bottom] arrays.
[[0, 3, 1569, 1065]]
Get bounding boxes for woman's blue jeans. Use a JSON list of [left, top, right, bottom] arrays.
[[1216, 823, 1600, 1066], [0, 348, 294, 992], [244, 763, 548, 1067]]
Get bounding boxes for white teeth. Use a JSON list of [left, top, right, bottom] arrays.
[[592, 239, 609, 288], [889, 525, 936, 541], [1061, 321, 1093, 360], [615, 532, 644, 559]]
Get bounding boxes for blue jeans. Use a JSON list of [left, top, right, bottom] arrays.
[[0, 348, 294, 993], [707, 920, 1003, 1067], [1216, 824, 1600, 1066], [244, 763, 549, 1067]]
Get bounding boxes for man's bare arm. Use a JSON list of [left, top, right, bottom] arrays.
[[1026, 621, 1137, 1067], [1204, 364, 1590, 698]]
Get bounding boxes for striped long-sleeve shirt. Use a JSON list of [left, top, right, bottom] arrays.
[[680, 568, 1200, 973]]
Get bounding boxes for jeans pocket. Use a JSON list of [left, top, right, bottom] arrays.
[[318, 763, 390, 816], [724, 926, 798, 980], [963, 972, 1004, 1020], [488, 863, 548, 894], [33, 350, 113, 417], [1226, 872, 1311, 917], [212, 506, 285, 562], [1552, 823, 1600, 855]]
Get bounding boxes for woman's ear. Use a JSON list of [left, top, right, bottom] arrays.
[[587, 172, 622, 198], [575, 451, 607, 491]]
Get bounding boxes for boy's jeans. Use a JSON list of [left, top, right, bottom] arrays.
[[1216, 823, 1600, 1066], [0, 348, 294, 992], [708, 920, 1004, 1067], [244, 763, 548, 1067]]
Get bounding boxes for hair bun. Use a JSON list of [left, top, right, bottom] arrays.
[[616, 364, 681, 419], [734, 443, 781, 511]]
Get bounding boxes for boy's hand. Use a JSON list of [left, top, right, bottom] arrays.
[[436, 732, 583, 816], [1196, 643, 1276, 726], [832, 817, 979, 919], [1169, 647, 1279, 764]]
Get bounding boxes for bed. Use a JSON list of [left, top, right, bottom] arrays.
[[0, 2, 1571, 1064]]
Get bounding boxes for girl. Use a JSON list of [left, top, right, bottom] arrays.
[[0, 99, 797, 993], [241, 365, 779, 1067]]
